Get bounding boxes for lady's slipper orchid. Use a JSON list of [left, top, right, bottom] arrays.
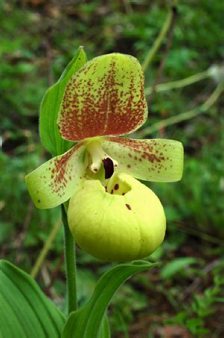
[[68, 173, 166, 261], [25, 53, 183, 261]]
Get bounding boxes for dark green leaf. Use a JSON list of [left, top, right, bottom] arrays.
[[0, 260, 65, 338], [39, 46, 87, 156], [62, 260, 154, 338]]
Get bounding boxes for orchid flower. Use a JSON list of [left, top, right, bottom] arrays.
[[25, 53, 183, 261]]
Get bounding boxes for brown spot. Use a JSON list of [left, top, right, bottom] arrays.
[[114, 183, 119, 190], [125, 203, 131, 210], [111, 189, 114, 194]]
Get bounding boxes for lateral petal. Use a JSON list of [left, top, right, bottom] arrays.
[[58, 53, 147, 141], [25, 143, 87, 209], [103, 137, 184, 182]]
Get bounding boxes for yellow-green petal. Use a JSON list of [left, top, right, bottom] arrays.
[[25, 144, 86, 209], [103, 137, 184, 182], [58, 53, 147, 141], [68, 173, 166, 262]]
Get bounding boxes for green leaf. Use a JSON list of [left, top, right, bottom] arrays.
[[40, 46, 87, 156], [62, 260, 154, 338], [99, 315, 111, 338], [160, 257, 198, 279], [0, 260, 65, 338]]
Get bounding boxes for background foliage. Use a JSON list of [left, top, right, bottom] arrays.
[[0, 1, 224, 337]]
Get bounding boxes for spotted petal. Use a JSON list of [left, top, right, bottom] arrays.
[[103, 137, 184, 182], [25, 143, 87, 209], [58, 53, 147, 141]]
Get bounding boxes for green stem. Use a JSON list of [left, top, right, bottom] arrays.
[[138, 82, 224, 137], [142, 6, 174, 73], [62, 204, 77, 314], [31, 220, 61, 279], [145, 69, 210, 96]]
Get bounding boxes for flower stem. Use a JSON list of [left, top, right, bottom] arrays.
[[62, 204, 77, 314]]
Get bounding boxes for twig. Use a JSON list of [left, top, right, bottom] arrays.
[[138, 82, 224, 137], [30, 220, 61, 279], [142, 3, 177, 73], [150, 3, 178, 100], [177, 221, 224, 246], [46, 254, 64, 289], [14, 201, 34, 252], [145, 69, 210, 96]]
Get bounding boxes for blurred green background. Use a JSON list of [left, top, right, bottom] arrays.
[[0, 1, 224, 337]]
